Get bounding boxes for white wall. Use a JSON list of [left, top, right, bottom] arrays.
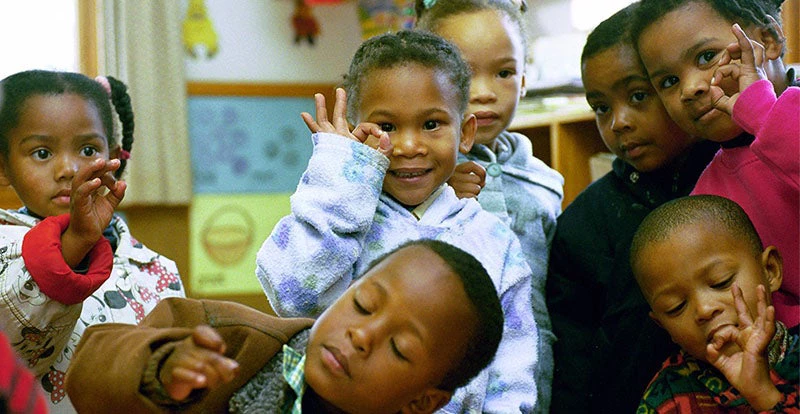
[[185, 0, 363, 83]]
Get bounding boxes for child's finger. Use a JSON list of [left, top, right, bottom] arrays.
[[301, 112, 320, 133], [192, 325, 226, 353], [331, 88, 350, 133], [731, 24, 756, 67], [351, 122, 385, 144], [455, 161, 487, 187], [732, 283, 755, 327], [313, 93, 329, 125]]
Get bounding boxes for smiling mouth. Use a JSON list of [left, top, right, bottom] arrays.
[[391, 169, 429, 179]]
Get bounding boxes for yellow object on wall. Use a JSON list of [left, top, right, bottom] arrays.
[[183, 0, 219, 59]]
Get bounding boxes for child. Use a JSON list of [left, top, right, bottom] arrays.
[[0, 70, 185, 411], [545, 4, 720, 412], [414, 2, 564, 410], [257, 30, 541, 412], [630, 194, 799, 412], [65, 239, 504, 413], [632, 0, 799, 328]]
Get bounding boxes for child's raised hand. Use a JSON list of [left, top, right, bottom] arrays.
[[61, 158, 127, 267], [710, 23, 769, 115], [159, 325, 239, 402], [448, 161, 486, 199], [706, 284, 781, 410], [300, 88, 392, 157]]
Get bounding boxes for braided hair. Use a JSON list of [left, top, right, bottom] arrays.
[[631, 0, 787, 52], [0, 70, 134, 179]]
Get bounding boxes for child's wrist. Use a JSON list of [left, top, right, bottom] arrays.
[[741, 382, 782, 412]]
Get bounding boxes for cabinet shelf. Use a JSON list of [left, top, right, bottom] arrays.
[[509, 102, 607, 208]]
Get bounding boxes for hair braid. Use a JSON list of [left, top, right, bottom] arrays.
[[106, 76, 134, 178]]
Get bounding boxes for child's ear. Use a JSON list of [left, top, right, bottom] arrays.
[[0, 157, 11, 186], [400, 388, 452, 414], [759, 16, 786, 60], [459, 114, 477, 154], [109, 146, 121, 161], [761, 245, 783, 293], [648, 311, 663, 329]]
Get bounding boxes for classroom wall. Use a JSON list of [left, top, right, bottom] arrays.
[[184, 0, 363, 83]]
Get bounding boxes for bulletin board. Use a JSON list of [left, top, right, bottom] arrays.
[[187, 82, 335, 297]]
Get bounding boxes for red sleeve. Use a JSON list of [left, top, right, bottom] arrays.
[[21, 214, 113, 305], [0, 332, 48, 414]]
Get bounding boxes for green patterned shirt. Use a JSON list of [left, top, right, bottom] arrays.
[[282, 344, 307, 414]]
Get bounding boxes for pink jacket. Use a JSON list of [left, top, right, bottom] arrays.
[[693, 80, 799, 327]]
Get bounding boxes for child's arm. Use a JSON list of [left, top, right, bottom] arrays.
[[158, 325, 239, 402], [257, 89, 392, 317], [450, 236, 540, 413], [448, 161, 486, 199], [60, 158, 126, 268], [706, 284, 782, 411]]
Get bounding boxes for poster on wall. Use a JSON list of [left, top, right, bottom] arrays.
[[187, 94, 316, 295], [188, 96, 315, 193]]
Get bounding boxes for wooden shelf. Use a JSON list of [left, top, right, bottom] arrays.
[[509, 103, 606, 207]]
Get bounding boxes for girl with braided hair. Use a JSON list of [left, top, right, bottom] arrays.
[[0, 69, 185, 413], [632, 0, 799, 331]]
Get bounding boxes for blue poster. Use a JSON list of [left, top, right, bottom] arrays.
[[188, 96, 315, 193]]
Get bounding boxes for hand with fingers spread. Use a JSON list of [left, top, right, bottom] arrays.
[[159, 325, 240, 402], [61, 158, 127, 268], [448, 161, 486, 199], [710, 24, 769, 115], [300, 88, 393, 158], [706, 284, 781, 411]]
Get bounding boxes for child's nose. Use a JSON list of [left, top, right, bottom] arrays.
[[470, 76, 496, 104], [54, 154, 79, 181], [348, 324, 373, 356], [680, 71, 710, 102], [611, 108, 635, 133], [694, 299, 723, 324], [390, 130, 425, 157]]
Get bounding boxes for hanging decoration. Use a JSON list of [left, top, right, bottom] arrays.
[[292, 0, 320, 45], [182, 0, 219, 59], [357, 0, 416, 40]]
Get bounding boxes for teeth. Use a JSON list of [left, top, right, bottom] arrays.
[[394, 170, 426, 178]]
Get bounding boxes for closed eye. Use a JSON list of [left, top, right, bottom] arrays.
[[391, 339, 409, 361], [711, 276, 734, 289], [353, 298, 369, 315], [665, 301, 686, 316]]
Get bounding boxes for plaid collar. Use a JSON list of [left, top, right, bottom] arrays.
[[282, 344, 307, 414]]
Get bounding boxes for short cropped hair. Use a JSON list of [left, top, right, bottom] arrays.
[[341, 30, 471, 126], [630, 195, 764, 281], [367, 239, 503, 391], [631, 0, 786, 54]]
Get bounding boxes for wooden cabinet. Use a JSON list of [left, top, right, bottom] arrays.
[[509, 104, 606, 208]]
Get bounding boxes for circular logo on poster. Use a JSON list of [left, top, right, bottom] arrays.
[[201, 206, 254, 266]]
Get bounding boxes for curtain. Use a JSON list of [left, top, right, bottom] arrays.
[[97, 0, 192, 206]]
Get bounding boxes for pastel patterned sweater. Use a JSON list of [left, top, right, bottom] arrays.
[[692, 80, 799, 327], [257, 132, 542, 413], [0, 209, 185, 413], [462, 130, 563, 413]]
